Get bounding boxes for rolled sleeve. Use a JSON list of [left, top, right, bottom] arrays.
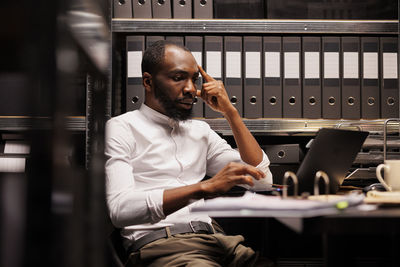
[[252, 151, 273, 190], [146, 189, 166, 223], [238, 151, 273, 191]]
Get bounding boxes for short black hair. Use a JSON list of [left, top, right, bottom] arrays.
[[141, 40, 190, 75]]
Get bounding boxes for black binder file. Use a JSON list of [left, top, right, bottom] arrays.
[[173, 0, 192, 18], [244, 36, 263, 118], [380, 37, 399, 118], [302, 36, 321, 119], [146, 36, 164, 48], [361, 37, 380, 119], [165, 36, 184, 46], [263, 36, 282, 118], [341, 37, 361, 119], [224, 36, 243, 117], [322, 36, 341, 119], [283, 37, 301, 118], [204, 36, 223, 118], [126, 36, 145, 112], [213, 0, 265, 19], [132, 0, 152, 18], [193, 0, 213, 18], [152, 0, 172, 18], [113, 0, 132, 18], [185, 36, 204, 117]]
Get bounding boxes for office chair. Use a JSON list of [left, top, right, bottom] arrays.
[[107, 228, 128, 267]]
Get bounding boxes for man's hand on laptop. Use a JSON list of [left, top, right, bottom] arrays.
[[200, 162, 265, 198]]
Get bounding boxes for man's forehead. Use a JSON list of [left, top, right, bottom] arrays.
[[163, 45, 198, 71]]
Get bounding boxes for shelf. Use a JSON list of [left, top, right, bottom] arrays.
[[112, 19, 398, 34], [200, 118, 400, 136], [363, 136, 400, 149], [0, 116, 86, 131]]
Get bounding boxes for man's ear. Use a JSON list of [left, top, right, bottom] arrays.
[[143, 72, 152, 92]]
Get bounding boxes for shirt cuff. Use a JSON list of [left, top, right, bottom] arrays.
[[145, 189, 166, 223], [256, 151, 271, 174], [247, 151, 273, 191]]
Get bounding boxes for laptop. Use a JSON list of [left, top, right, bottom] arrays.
[[294, 128, 369, 195]]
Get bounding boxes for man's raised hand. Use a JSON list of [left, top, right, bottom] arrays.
[[197, 65, 234, 115]]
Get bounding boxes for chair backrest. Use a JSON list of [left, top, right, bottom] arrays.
[[108, 228, 127, 267]]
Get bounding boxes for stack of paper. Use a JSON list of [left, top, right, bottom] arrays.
[[365, 191, 400, 205], [192, 192, 364, 218]]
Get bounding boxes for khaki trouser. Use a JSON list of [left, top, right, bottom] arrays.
[[125, 232, 258, 267]]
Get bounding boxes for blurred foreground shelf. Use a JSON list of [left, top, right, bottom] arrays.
[[0, 116, 86, 131]]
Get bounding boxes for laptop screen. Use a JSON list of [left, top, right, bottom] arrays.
[[295, 128, 368, 195]]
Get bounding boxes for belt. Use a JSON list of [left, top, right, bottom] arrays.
[[128, 221, 215, 253]]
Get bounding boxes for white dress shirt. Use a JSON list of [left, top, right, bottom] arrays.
[[105, 104, 273, 242]]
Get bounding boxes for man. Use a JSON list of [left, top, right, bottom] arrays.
[[105, 40, 273, 266]]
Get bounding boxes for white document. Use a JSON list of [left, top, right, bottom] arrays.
[[383, 52, 398, 79], [343, 52, 359, 79], [363, 52, 378, 79], [206, 51, 222, 78], [127, 51, 142, 78], [225, 52, 241, 78], [265, 52, 280, 78], [284, 52, 299, 79], [4, 141, 30, 154], [0, 158, 26, 172], [304, 52, 320, 79], [324, 52, 339, 79], [245, 52, 260, 78]]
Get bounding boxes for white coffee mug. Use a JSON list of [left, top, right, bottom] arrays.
[[376, 160, 400, 191]]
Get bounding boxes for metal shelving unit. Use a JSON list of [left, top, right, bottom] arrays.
[[112, 19, 398, 34], [111, 19, 398, 135], [202, 118, 400, 136], [0, 116, 86, 131]]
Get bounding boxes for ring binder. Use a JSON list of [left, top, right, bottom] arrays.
[[263, 36, 282, 118], [283, 37, 301, 118]]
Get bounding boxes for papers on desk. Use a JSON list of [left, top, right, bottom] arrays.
[[364, 191, 400, 205], [192, 192, 365, 218]]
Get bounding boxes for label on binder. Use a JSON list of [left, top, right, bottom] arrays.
[[343, 52, 359, 79], [284, 52, 299, 78], [226, 52, 241, 78], [324, 52, 339, 79], [191, 52, 202, 66], [363, 53, 378, 79], [304, 52, 320, 79], [127, 51, 143, 77], [206, 51, 222, 78], [245, 52, 260, 78], [383, 52, 398, 79], [265, 52, 280, 77]]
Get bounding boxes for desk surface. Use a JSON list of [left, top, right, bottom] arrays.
[[198, 205, 400, 233], [307, 206, 400, 235]]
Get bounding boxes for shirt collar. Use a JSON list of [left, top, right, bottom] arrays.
[[140, 104, 180, 128]]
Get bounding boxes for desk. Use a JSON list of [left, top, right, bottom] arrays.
[[307, 207, 400, 266], [210, 206, 400, 266]]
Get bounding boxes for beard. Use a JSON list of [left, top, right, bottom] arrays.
[[153, 81, 194, 121]]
